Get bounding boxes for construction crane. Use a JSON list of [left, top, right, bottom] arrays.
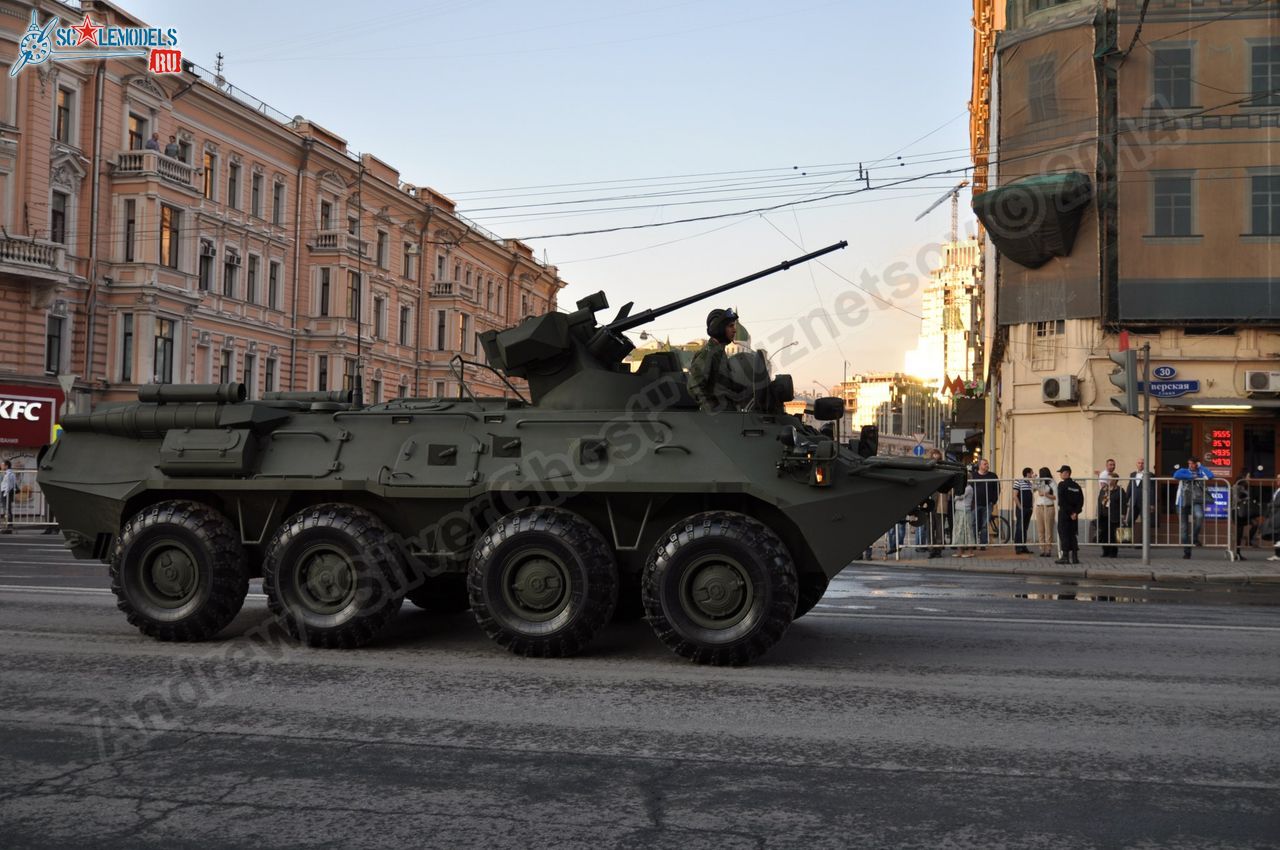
[[914, 180, 970, 243]]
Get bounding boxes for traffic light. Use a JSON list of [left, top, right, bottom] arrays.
[[1108, 349, 1139, 416]]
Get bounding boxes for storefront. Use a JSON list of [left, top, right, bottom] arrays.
[[1155, 404, 1280, 480], [0, 383, 65, 465]]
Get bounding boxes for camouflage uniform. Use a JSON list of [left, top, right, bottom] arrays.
[[688, 338, 745, 412]]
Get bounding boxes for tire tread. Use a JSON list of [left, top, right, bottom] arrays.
[[109, 500, 249, 642], [642, 510, 797, 666]]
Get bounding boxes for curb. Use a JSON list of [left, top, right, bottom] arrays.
[[856, 559, 1278, 586]]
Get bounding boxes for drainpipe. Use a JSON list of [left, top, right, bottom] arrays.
[[288, 138, 313, 389], [413, 206, 433, 397], [81, 60, 106, 401]]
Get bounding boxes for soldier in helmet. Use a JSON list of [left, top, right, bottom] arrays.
[[688, 307, 747, 412]]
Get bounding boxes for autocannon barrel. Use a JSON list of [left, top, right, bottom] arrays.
[[606, 241, 847, 334], [137, 383, 246, 404]]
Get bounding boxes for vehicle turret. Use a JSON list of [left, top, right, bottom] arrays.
[[479, 242, 847, 410]]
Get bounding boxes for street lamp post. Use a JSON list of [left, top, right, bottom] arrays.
[[768, 339, 799, 368]]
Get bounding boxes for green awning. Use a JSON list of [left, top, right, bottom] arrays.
[[971, 172, 1093, 269]]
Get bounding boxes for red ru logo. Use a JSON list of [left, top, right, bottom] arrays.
[[149, 49, 181, 74]]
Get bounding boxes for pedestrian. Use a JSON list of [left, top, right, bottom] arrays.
[[1033, 466, 1056, 557], [972, 458, 1000, 548], [1098, 457, 1117, 484], [952, 472, 977, 558], [144, 131, 161, 151], [886, 514, 909, 558], [1233, 470, 1262, 559], [923, 448, 948, 558], [1174, 457, 1214, 559], [163, 134, 180, 158], [0, 461, 15, 534], [687, 308, 747, 412], [1012, 467, 1034, 554], [1054, 464, 1084, 565], [1097, 476, 1128, 557], [1267, 483, 1280, 563], [1126, 459, 1150, 549]]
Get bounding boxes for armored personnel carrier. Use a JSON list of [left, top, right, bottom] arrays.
[[39, 242, 964, 665]]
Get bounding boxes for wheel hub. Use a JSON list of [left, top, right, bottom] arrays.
[[680, 556, 753, 629], [504, 554, 569, 621], [297, 549, 356, 613], [142, 545, 198, 607]]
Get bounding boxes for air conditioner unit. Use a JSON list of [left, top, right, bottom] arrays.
[[1245, 370, 1280, 395], [198, 331, 211, 345], [200, 242, 217, 257], [225, 250, 241, 266], [1042, 375, 1079, 405]]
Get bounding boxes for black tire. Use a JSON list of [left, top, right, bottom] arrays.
[[468, 507, 618, 658], [406, 574, 470, 614], [110, 500, 249, 641], [263, 503, 407, 648], [794, 573, 830, 620], [643, 511, 797, 666], [993, 516, 1012, 544]]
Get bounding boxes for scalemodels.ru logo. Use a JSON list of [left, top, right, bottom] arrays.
[[10, 10, 181, 77]]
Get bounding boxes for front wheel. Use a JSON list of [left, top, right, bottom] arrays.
[[468, 507, 618, 658], [642, 511, 797, 666], [110, 500, 249, 641], [794, 573, 829, 620]]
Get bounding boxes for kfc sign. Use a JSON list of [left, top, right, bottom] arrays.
[[0, 385, 63, 447]]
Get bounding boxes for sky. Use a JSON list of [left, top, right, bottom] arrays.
[[126, 0, 978, 391]]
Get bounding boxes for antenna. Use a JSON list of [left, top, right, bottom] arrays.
[[914, 180, 970, 243]]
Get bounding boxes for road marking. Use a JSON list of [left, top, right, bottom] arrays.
[[0, 584, 268, 601], [0, 561, 92, 567], [808, 608, 1280, 633]]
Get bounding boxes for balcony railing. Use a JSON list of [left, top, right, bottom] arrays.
[[0, 237, 67, 274], [431, 279, 476, 300], [113, 150, 196, 189], [311, 230, 368, 256]]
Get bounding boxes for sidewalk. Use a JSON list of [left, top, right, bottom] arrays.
[[858, 543, 1280, 585]]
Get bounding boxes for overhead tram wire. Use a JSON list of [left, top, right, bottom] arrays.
[[501, 87, 1280, 240], [65, 89, 1279, 247], [445, 147, 977, 204]]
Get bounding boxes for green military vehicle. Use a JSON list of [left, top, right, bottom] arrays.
[[39, 242, 964, 665]]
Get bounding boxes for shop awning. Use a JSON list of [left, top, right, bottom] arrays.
[[1158, 397, 1280, 410], [971, 171, 1093, 269]]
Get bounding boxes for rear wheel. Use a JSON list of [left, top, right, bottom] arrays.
[[468, 507, 618, 658], [263, 504, 407, 648], [642, 511, 797, 666], [110, 500, 249, 641]]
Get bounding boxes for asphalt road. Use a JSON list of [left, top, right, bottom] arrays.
[[1, 535, 1278, 849]]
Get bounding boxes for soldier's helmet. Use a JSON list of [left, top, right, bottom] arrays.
[[706, 307, 738, 337]]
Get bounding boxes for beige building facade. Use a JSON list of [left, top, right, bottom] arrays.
[[973, 0, 1280, 482], [904, 237, 983, 389], [0, 0, 563, 466]]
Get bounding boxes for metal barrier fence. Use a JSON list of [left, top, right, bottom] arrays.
[[1, 469, 56, 530], [870, 474, 1267, 561]]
